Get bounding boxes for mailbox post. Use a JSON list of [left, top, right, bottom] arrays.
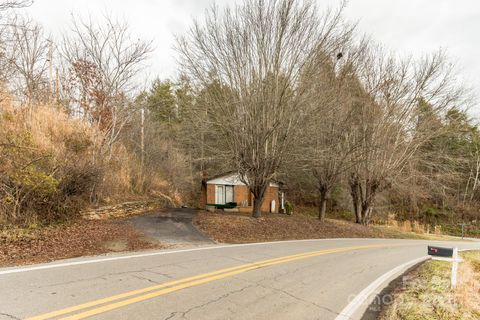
[[451, 247, 459, 288], [427, 246, 462, 289]]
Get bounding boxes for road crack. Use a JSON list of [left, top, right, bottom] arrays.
[[143, 269, 174, 279], [233, 276, 340, 317], [131, 274, 160, 284], [39, 267, 174, 288], [0, 312, 21, 320], [163, 285, 255, 320], [261, 284, 339, 316]]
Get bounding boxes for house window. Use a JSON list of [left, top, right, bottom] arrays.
[[225, 185, 234, 203], [215, 185, 234, 204], [215, 185, 225, 204]]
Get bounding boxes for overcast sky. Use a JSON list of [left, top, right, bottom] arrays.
[[22, 0, 480, 114]]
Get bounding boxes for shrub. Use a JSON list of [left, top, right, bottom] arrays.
[[1, 98, 172, 226], [0, 103, 102, 225], [285, 201, 294, 215]]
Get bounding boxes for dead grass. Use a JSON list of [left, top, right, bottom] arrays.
[[380, 251, 480, 320], [0, 219, 166, 267], [193, 211, 438, 243], [372, 225, 453, 241], [455, 251, 480, 315]]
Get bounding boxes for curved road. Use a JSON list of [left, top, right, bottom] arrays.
[[1, 239, 479, 320]]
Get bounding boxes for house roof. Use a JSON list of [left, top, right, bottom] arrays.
[[203, 171, 285, 189], [203, 171, 237, 183]]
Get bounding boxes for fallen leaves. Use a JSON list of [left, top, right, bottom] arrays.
[[0, 219, 165, 267], [193, 211, 385, 243]]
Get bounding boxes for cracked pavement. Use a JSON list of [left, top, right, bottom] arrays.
[[1, 238, 479, 320]]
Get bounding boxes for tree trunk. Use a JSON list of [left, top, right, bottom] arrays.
[[350, 175, 379, 225], [252, 184, 268, 218], [252, 196, 263, 218], [353, 197, 362, 223], [360, 205, 372, 225], [361, 180, 379, 225], [318, 188, 328, 221], [349, 177, 362, 223]]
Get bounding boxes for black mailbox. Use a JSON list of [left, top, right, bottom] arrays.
[[428, 246, 453, 257]]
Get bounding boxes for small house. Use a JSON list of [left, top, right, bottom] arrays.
[[200, 172, 285, 213]]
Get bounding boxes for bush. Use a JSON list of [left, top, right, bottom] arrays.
[[285, 201, 294, 215], [1, 98, 175, 226], [0, 103, 102, 225]]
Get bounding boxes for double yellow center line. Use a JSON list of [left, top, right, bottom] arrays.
[[27, 243, 404, 320]]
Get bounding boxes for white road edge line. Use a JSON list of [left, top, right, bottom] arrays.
[[2, 238, 472, 276], [0, 238, 412, 275], [335, 255, 430, 320]]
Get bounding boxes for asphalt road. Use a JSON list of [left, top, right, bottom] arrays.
[[1, 239, 479, 320], [126, 208, 214, 247]]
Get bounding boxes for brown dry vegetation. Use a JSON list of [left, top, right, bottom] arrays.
[[193, 211, 436, 243], [0, 219, 165, 267], [0, 100, 170, 226], [0, 99, 173, 267], [380, 251, 480, 320], [1, 0, 478, 230], [0, 0, 479, 269]]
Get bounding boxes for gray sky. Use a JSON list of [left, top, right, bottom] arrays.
[[23, 0, 480, 114]]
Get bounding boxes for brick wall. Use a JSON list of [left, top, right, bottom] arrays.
[[234, 185, 251, 206], [202, 183, 279, 213], [262, 185, 280, 213], [206, 184, 215, 204]]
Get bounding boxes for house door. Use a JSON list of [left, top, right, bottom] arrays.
[[215, 185, 225, 204]]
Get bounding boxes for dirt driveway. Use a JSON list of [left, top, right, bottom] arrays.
[[126, 208, 214, 247]]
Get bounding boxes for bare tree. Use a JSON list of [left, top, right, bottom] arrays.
[[301, 65, 353, 219], [9, 17, 50, 104], [0, 1, 34, 86], [298, 34, 368, 220], [0, 0, 31, 11], [466, 132, 480, 202], [346, 46, 469, 224], [177, 0, 347, 217], [61, 14, 152, 158]]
